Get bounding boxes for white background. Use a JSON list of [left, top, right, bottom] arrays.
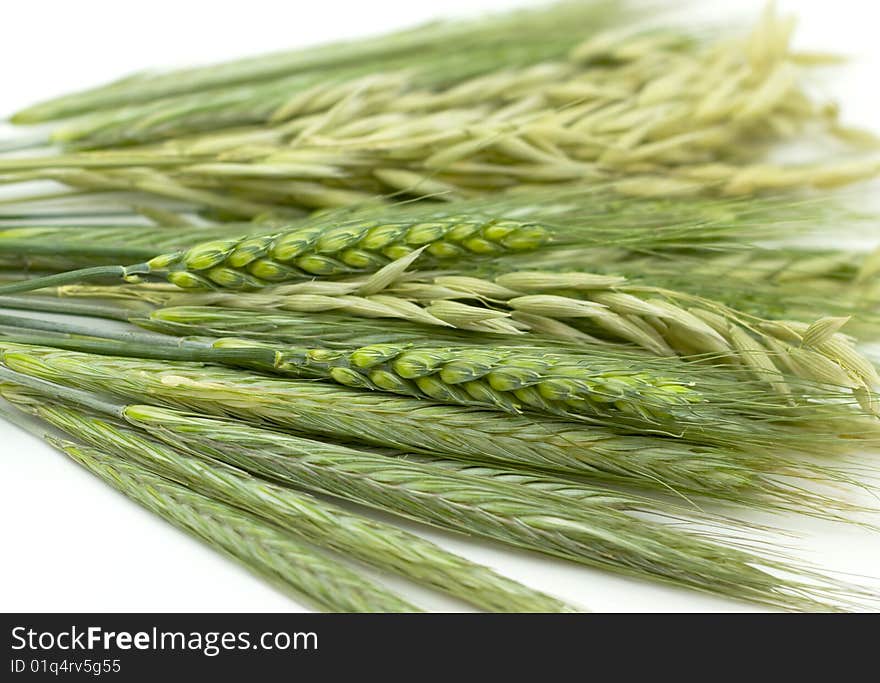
[[0, 0, 879, 612]]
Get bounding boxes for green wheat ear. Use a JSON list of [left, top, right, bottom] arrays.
[[109, 404, 880, 611], [4, 365, 878, 611], [212, 337, 704, 423], [0, 215, 552, 295], [2, 340, 878, 517]]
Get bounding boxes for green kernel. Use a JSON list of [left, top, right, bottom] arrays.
[[382, 244, 414, 260], [147, 252, 182, 269], [339, 248, 387, 269], [414, 375, 460, 402], [295, 254, 350, 276], [206, 267, 265, 289], [349, 344, 404, 369], [446, 223, 481, 242], [359, 223, 404, 250], [316, 226, 365, 253], [438, 358, 494, 384], [463, 381, 520, 411], [271, 227, 322, 261], [486, 366, 543, 391], [306, 348, 344, 364], [368, 369, 411, 393], [513, 386, 549, 412], [404, 222, 448, 245], [536, 378, 582, 402], [183, 239, 240, 271], [167, 271, 213, 289], [461, 380, 498, 405], [461, 236, 499, 254], [425, 242, 463, 259], [227, 236, 274, 267], [481, 222, 517, 241], [247, 259, 296, 281], [501, 225, 551, 251], [392, 351, 443, 378], [330, 367, 372, 389]]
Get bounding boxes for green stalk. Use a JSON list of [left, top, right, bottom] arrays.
[[488, 244, 880, 338], [0, 361, 784, 535], [1, 366, 866, 610], [0, 357, 754, 521], [0, 310, 712, 426], [1, 192, 875, 337], [0, 295, 153, 322], [0, 316, 805, 438], [375, 270, 880, 404], [45, 41, 604, 150], [0, 221, 268, 270], [2, 309, 875, 448], [12, 1, 633, 123], [148, 308, 877, 416], [0, 340, 873, 516], [0, 400, 417, 613]]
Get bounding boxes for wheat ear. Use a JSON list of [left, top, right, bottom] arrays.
[[0, 341, 873, 518]]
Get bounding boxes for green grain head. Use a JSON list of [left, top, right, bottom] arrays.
[[146, 215, 551, 290]]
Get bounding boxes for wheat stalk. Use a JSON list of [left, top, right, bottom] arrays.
[[223, 337, 703, 422], [4, 237, 877, 341], [11, 1, 634, 124], [0, 221, 270, 270], [381, 269, 880, 406], [1, 369, 862, 610], [0, 184, 860, 296], [41, 50, 570, 150], [36, 242, 868, 337], [0, 340, 873, 514], [497, 245, 880, 336], [5, 307, 878, 441], [5, 361, 807, 532], [0, 313, 822, 438], [49, 188, 880, 318], [2, 358, 770, 522], [0, 400, 417, 612]]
